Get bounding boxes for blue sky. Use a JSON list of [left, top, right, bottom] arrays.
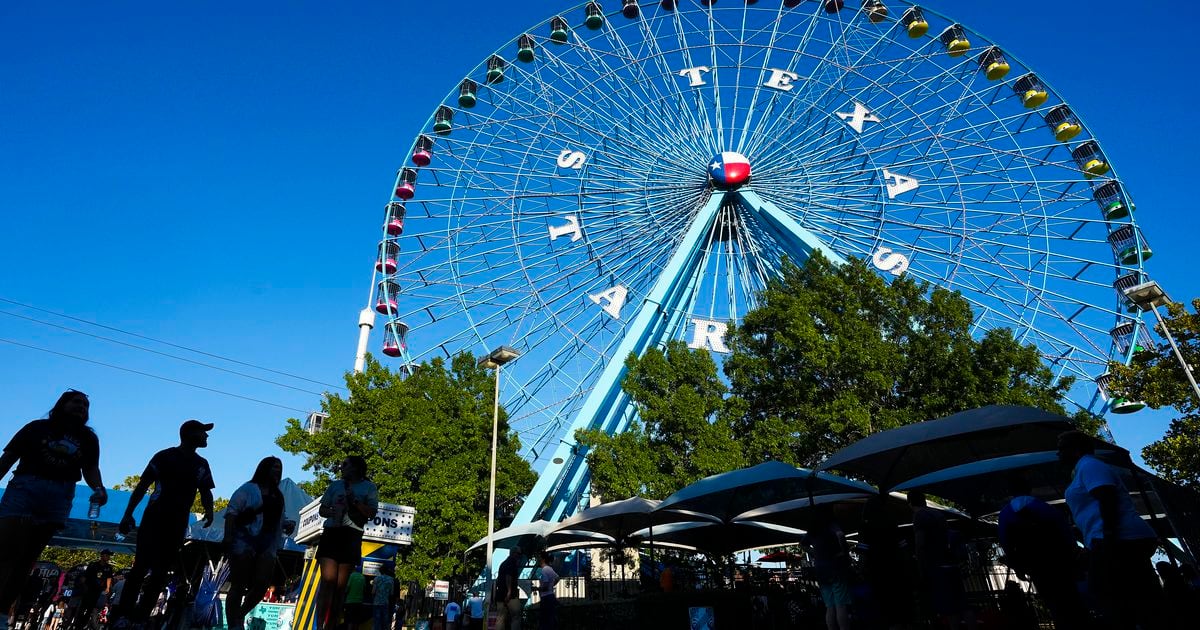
[[1, 0, 1197, 500]]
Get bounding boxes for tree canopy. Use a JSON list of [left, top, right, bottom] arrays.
[[576, 340, 744, 500], [1110, 298, 1200, 489], [581, 254, 1086, 500], [276, 354, 536, 585]]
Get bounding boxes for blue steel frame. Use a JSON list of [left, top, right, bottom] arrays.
[[491, 186, 853, 576]]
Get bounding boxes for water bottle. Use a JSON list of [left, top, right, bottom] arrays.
[[88, 499, 101, 520]]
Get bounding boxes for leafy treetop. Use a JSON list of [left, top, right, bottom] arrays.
[[580, 253, 1093, 501], [1111, 298, 1200, 489], [276, 354, 536, 585]]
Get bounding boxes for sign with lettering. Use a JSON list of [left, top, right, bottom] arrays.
[[295, 498, 416, 545]]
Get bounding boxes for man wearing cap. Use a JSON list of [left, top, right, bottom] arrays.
[[69, 549, 113, 630], [113, 420, 215, 626]]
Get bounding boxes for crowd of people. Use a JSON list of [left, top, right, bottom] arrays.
[[6, 389, 1200, 630], [790, 429, 1195, 630], [0, 390, 318, 630]]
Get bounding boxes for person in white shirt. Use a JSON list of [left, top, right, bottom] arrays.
[[536, 552, 559, 630], [1057, 430, 1165, 629], [314, 456, 378, 630]]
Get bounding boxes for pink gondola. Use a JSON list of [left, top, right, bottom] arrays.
[[395, 168, 417, 200]]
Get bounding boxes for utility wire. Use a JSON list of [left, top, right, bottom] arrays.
[[0, 309, 327, 396], [0, 336, 314, 414], [0, 296, 345, 390]]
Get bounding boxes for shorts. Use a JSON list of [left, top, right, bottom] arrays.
[[819, 580, 851, 607], [0, 474, 75, 525], [315, 526, 363, 564]]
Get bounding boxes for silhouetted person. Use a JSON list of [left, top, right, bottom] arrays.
[[494, 549, 524, 630], [802, 506, 852, 630], [859, 495, 912, 629], [0, 390, 106, 630], [70, 549, 113, 630], [1057, 430, 1164, 629], [909, 492, 974, 629], [997, 474, 1089, 629], [224, 457, 290, 630], [536, 552, 559, 630], [114, 420, 215, 626], [313, 456, 378, 630], [1155, 561, 1194, 629]]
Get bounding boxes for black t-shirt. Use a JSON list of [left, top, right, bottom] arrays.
[[142, 446, 214, 519], [83, 561, 113, 593], [4, 419, 100, 482]]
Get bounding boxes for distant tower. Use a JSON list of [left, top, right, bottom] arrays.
[[354, 307, 376, 374], [305, 412, 329, 435]]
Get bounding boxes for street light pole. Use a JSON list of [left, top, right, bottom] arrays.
[[478, 345, 520, 612], [1124, 281, 1200, 405]]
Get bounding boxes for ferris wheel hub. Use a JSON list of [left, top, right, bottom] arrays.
[[708, 151, 751, 189]]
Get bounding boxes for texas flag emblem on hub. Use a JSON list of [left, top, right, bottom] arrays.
[[709, 151, 751, 188]]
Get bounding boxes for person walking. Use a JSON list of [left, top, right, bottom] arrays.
[[343, 567, 368, 628], [494, 549, 524, 630], [223, 457, 289, 630], [114, 420, 215, 626], [313, 456, 378, 630], [1057, 430, 1165, 629], [370, 566, 396, 630], [802, 507, 852, 630], [909, 492, 974, 629], [69, 550, 113, 630], [997, 475, 1089, 629], [445, 599, 461, 630], [535, 552, 558, 630], [465, 591, 484, 630], [0, 390, 106, 630], [859, 494, 913, 629]]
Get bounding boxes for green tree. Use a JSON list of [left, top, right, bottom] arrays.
[[276, 354, 536, 585], [39, 547, 133, 571], [1110, 298, 1200, 489], [576, 341, 744, 500], [721, 253, 1079, 466], [580, 254, 1087, 497], [112, 474, 228, 514]]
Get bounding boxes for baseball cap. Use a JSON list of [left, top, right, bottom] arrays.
[[179, 419, 214, 436], [99, 549, 112, 556]]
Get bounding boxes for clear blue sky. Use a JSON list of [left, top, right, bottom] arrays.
[[2, 1, 1196, 500]]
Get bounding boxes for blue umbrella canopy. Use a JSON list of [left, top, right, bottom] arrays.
[[817, 405, 1079, 490], [655, 461, 876, 523]]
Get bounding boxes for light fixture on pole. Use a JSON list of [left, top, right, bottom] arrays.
[[478, 345, 520, 611], [1123, 280, 1200, 404]]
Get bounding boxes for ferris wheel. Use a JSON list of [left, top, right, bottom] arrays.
[[359, 0, 1154, 523]]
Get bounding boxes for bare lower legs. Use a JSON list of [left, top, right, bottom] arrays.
[[314, 559, 353, 630]]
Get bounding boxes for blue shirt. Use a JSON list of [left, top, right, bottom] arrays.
[[1063, 454, 1154, 548]]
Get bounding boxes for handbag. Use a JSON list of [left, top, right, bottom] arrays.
[[344, 481, 371, 527]]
